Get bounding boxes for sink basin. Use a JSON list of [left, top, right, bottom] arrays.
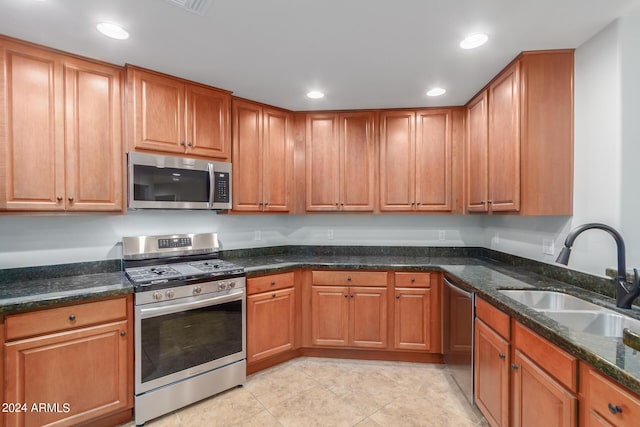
[[541, 310, 640, 338], [499, 290, 601, 311]]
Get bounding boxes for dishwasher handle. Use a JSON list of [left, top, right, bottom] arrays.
[[444, 276, 473, 299]]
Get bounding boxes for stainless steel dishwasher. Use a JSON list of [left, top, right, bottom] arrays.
[[443, 275, 475, 404]]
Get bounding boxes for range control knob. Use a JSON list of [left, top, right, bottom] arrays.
[[193, 285, 202, 295], [153, 291, 163, 301], [219, 282, 228, 290], [228, 281, 236, 289], [166, 289, 175, 298]]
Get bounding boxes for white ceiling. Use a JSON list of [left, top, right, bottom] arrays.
[[1, 0, 639, 111]]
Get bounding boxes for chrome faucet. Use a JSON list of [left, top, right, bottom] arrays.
[[556, 223, 640, 309]]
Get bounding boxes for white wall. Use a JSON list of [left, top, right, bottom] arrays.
[[0, 213, 486, 268]]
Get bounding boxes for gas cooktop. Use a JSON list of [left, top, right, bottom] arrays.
[[125, 259, 244, 285]]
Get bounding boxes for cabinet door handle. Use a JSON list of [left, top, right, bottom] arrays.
[[396, 295, 400, 299], [607, 403, 623, 415], [344, 294, 349, 298], [350, 294, 354, 298], [69, 314, 76, 321], [511, 364, 519, 370], [180, 141, 186, 146], [187, 141, 193, 147], [68, 196, 74, 202], [498, 353, 506, 359], [56, 196, 63, 201], [120, 330, 127, 337]]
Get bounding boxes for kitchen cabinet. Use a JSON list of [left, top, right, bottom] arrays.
[[3, 296, 133, 427], [0, 37, 124, 212], [232, 99, 292, 212], [393, 272, 441, 352], [247, 272, 296, 363], [379, 109, 454, 212], [310, 271, 387, 348], [127, 65, 231, 160], [305, 112, 376, 212], [475, 298, 578, 427], [465, 50, 574, 215], [581, 363, 640, 427]]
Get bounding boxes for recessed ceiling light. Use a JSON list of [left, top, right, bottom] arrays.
[[426, 88, 446, 97], [306, 90, 325, 99], [96, 22, 130, 40], [460, 33, 488, 50]]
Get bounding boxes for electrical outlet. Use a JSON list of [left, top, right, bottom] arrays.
[[438, 230, 445, 241], [254, 230, 261, 241], [328, 229, 334, 240], [543, 239, 555, 255], [494, 232, 500, 245]]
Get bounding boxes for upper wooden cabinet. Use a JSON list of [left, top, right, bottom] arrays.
[[0, 37, 123, 212], [127, 65, 231, 160], [380, 109, 454, 212], [232, 99, 292, 212], [465, 50, 574, 215], [306, 112, 376, 212]]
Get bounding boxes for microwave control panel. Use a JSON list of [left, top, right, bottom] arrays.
[[213, 172, 230, 203]]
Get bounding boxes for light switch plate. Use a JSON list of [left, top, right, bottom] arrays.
[[543, 239, 555, 255]]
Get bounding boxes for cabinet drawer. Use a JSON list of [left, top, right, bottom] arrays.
[[394, 272, 431, 287], [582, 363, 640, 427], [5, 297, 128, 341], [312, 270, 387, 287], [514, 322, 577, 392], [475, 298, 510, 340], [247, 272, 295, 295]]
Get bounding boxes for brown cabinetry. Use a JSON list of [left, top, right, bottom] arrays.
[[3, 296, 133, 427], [310, 270, 387, 348], [581, 363, 640, 427], [465, 50, 574, 215], [393, 272, 441, 352], [0, 37, 123, 211], [247, 272, 296, 363], [232, 99, 292, 212], [127, 65, 231, 160], [306, 112, 376, 212], [379, 109, 454, 212]]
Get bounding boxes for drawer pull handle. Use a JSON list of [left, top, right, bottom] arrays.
[[272, 293, 276, 298], [411, 278, 416, 283], [69, 314, 76, 321], [120, 331, 126, 337], [607, 403, 622, 415], [271, 281, 276, 286], [347, 276, 352, 281], [498, 353, 506, 359]]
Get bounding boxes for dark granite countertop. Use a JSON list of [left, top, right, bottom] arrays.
[[2, 248, 640, 396]]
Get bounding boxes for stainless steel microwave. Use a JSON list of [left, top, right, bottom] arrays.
[[128, 152, 232, 210]]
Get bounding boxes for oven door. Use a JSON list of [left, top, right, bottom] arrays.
[[135, 288, 246, 394]]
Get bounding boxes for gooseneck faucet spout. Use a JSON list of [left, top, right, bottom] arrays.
[[555, 223, 640, 309]]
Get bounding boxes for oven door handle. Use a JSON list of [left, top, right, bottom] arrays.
[[139, 289, 244, 319]]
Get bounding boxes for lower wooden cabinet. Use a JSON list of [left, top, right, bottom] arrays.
[[581, 363, 640, 427], [3, 296, 133, 427], [247, 272, 297, 364]]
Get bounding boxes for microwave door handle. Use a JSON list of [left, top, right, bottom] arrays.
[[208, 162, 215, 209], [139, 289, 243, 319]]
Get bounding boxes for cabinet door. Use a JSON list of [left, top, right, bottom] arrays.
[[63, 60, 123, 211], [306, 114, 340, 211], [349, 286, 387, 348], [340, 112, 375, 211], [394, 287, 430, 351], [247, 288, 295, 363], [232, 100, 263, 211], [185, 84, 230, 159], [512, 350, 576, 427], [488, 62, 520, 212], [130, 68, 185, 153], [379, 111, 415, 211], [311, 285, 349, 346], [0, 42, 65, 210], [466, 91, 489, 213], [415, 110, 452, 212], [263, 107, 291, 212], [475, 318, 510, 427], [4, 320, 130, 427]]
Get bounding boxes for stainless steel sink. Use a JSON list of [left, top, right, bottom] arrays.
[[541, 310, 640, 338], [498, 290, 602, 311], [498, 289, 640, 338]]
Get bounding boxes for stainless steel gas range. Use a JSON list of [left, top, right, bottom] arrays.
[[123, 233, 246, 426]]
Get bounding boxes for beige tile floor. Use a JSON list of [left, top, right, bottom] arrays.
[[122, 357, 488, 427]]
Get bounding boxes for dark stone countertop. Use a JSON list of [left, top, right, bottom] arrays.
[[228, 253, 640, 396], [2, 249, 640, 396]]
